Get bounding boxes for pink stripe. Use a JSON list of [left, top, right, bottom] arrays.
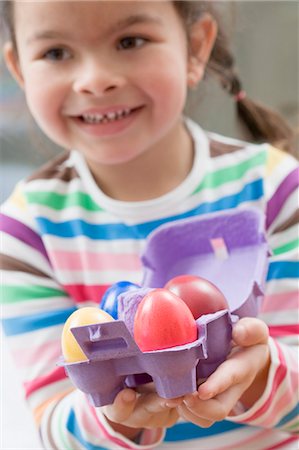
[[219, 429, 271, 450], [78, 407, 106, 439], [50, 250, 141, 271], [269, 324, 299, 338], [263, 385, 298, 428], [262, 353, 299, 428], [12, 340, 61, 367], [64, 284, 110, 303], [243, 341, 287, 423], [267, 436, 299, 449], [261, 291, 299, 313], [88, 402, 135, 449], [266, 167, 299, 229], [24, 366, 67, 398]]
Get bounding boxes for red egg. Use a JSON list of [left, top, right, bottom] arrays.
[[164, 275, 228, 319], [133, 288, 198, 352]]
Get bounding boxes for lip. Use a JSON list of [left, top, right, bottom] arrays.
[[70, 105, 144, 137]]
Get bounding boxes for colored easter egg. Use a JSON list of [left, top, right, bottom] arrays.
[[133, 288, 198, 352], [164, 275, 228, 319], [62, 307, 113, 363], [100, 281, 140, 319]]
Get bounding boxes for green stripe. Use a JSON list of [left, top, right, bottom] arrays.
[[1, 285, 66, 303], [192, 150, 267, 195], [287, 420, 299, 431], [273, 238, 299, 256], [26, 191, 103, 212], [58, 406, 74, 450]]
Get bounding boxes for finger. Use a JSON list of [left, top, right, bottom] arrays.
[[149, 408, 179, 429], [232, 317, 269, 347], [178, 403, 214, 428], [138, 392, 179, 414], [103, 389, 137, 423], [197, 343, 267, 400], [183, 384, 245, 422]]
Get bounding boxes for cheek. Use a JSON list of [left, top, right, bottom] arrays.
[[24, 76, 65, 132], [139, 53, 188, 114]]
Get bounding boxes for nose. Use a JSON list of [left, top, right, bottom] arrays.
[[73, 58, 126, 96]]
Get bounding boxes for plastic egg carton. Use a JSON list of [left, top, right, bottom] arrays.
[[60, 208, 270, 407]]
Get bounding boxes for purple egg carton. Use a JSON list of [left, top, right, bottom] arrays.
[[60, 208, 270, 406], [141, 207, 270, 318]]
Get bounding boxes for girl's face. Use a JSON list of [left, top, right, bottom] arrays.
[[5, 1, 216, 168]]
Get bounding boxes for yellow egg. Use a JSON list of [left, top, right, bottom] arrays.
[[62, 307, 114, 362]]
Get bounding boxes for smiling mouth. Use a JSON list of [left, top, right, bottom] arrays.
[[79, 106, 142, 124]]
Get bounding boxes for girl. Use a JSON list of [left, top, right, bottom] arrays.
[[1, 1, 298, 449]]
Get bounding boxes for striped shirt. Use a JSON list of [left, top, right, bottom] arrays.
[[1, 120, 298, 449]]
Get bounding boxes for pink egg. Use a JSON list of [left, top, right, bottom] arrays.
[[133, 288, 198, 352], [165, 275, 228, 319]]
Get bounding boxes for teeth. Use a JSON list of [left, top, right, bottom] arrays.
[[82, 108, 131, 124]]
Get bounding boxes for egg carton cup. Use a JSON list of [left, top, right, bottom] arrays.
[[60, 208, 270, 406], [141, 207, 270, 318], [60, 309, 235, 407]]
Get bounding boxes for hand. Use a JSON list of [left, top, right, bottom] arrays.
[[178, 317, 270, 428], [102, 383, 182, 432]]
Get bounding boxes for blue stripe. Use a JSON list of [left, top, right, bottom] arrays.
[[165, 420, 246, 441], [275, 403, 299, 428], [1, 307, 76, 336], [66, 408, 107, 450], [267, 261, 299, 280], [36, 179, 263, 239]]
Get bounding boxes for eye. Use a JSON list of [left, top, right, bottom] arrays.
[[117, 36, 147, 50], [43, 48, 71, 61]]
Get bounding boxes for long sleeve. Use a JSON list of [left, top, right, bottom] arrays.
[[1, 136, 298, 450], [0, 182, 162, 450], [229, 146, 299, 434]]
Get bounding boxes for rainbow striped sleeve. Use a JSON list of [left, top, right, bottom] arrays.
[[0, 173, 160, 449], [229, 146, 299, 432]]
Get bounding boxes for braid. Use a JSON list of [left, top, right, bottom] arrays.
[[174, 1, 297, 155], [207, 19, 296, 155]]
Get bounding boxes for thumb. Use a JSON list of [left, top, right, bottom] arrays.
[[232, 317, 269, 347], [102, 388, 137, 423]]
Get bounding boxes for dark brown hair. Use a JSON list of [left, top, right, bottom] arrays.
[[1, 0, 297, 154]]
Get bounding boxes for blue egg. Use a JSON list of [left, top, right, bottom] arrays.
[[100, 281, 140, 319]]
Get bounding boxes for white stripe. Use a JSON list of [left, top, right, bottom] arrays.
[[1, 200, 39, 231], [2, 296, 73, 318], [269, 223, 299, 249], [27, 377, 72, 411], [259, 309, 299, 325], [30, 203, 121, 224], [1, 233, 53, 276], [265, 153, 298, 200], [46, 234, 146, 253], [6, 324, 65, 350], [55, 269, 142, 285], [265, 278, 299, 295], [267, 189, 298, 235], [2, 270, 64, 290], [26, 177, 84, 195]]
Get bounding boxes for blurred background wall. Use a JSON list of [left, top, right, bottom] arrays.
[[1, 1, 298, 449]]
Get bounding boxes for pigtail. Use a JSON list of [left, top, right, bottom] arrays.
[[235, 91, 296, 155], [207, 27, 297, 155]]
